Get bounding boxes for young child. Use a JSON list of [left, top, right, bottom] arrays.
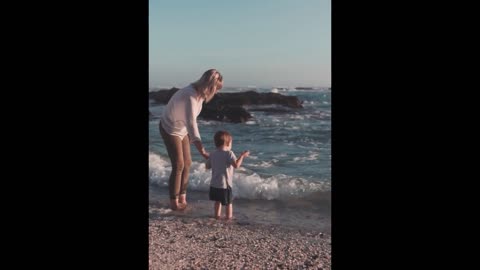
[[206, 130, 249, 220]]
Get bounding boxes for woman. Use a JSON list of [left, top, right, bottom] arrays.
[[159, 69, 223, 210]]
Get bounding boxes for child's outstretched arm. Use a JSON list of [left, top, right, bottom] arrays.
[[231, 150, 250, 169]]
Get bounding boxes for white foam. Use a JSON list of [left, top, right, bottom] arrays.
[[292, 152, 319, 162], [198, 120, 216, 126], [149, 152, 330, 200], [158, 208, 172, 214], [287, 126, 301, 130], [235, 173, 330, 200], [149, 152, 171, 187], [248, 161, 274, 168], [289, 115, 305, 120], [148, 104, 164, 116]]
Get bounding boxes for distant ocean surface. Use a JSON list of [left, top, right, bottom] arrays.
[[149, 86, 331, 232]]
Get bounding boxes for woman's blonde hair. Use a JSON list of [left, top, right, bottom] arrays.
[[191, 69, 223, 103]]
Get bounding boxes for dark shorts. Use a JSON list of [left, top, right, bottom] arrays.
[[209, 186, 233, 206]]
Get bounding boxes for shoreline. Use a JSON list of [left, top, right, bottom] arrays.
[[149, 187, 331, 233], [149, 215, 331, 270]]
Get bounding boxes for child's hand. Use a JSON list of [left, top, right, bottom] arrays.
[[241, 150, 250, 157]]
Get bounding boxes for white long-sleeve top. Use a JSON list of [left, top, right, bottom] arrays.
[[160, 84, 204, 143]]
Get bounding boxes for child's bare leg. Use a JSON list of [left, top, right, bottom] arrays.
[[226, 203, 233, 220], [214, 202, 222, 219]]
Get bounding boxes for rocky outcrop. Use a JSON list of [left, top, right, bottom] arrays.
[[199, 104, 252, 123], [149, 88, 303, 123], [211, 91, 303, 109], [149, 88, 180, 104]]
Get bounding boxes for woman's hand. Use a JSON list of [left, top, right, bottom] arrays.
[[193, 140, 209, 159], [200, 149, 210, 159]]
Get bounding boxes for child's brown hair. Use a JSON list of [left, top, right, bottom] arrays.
[[214, 130, 232, 147]]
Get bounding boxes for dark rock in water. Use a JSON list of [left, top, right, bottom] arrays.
[[200, 91, 302, 122], [149, 89, 303, 108], [248, 106, 293, 113], [149, 87, 180, 104], [148, 88, 303, 123], [213, 91, 303, 109], [295, 87, 314, 90], [199, 104, 252, 123]]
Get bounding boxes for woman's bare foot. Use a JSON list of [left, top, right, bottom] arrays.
[[170, 204, 187, 211], [170, 199, 187, 211], [179, 194, 188, 207], [170, 199, 177, 210]]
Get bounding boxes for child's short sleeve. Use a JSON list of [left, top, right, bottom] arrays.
[[228, 151, 237, 165], [205, 158, 211, 169]]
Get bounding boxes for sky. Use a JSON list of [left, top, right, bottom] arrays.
[[149, 0, 330, 88]]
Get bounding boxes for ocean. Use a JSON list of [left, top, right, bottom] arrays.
[[149, 86, 331, 232]]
